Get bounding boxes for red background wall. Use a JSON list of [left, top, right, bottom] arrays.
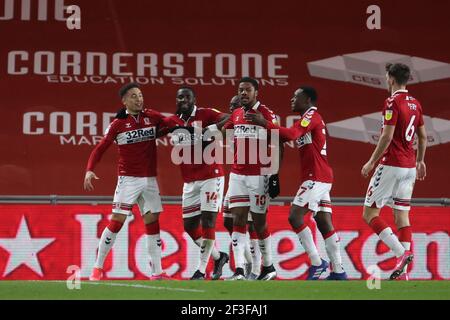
[[0, 0, 449, 197]]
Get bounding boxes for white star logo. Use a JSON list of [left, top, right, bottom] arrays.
[[0, 216, 55, 277]]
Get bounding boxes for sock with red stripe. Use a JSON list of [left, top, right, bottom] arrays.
[[145, 220, 163, 276], [257, 228, 273, 267], [398, 226, 412, 251], [232, 225, 247, 270], [188, 226, 220, 260], [294, 223, 322, 266], [369, 216, 405, 257], [94, 219, 124, 269], [323, 230, 344, 273], [198, 227, 216, 274], [249, 230, 261, 274]]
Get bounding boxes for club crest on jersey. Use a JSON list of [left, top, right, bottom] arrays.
[[125, 123, 132, 128], [144, 117, 150, 125], [385, 110, 393, 121], [300, 118, 311, 127]]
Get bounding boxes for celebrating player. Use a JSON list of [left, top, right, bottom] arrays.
[[361, 63, 427, 280], [222, 95, 262, 280], [246, 86, 348, 280], [214, 77, 278, 280], [84, 83, 168, 280], [160, 87, 230, 280]]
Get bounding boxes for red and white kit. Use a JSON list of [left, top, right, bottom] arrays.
[[86, 108, 165, 215], [163, 106, 225, 217], [267, 106, 334, 214], [224, 102, 278, 214], [364, 89, 424, 211]]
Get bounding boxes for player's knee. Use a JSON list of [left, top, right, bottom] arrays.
[[288, 211, 303, 228], [362, 209, 376, 225], [111, 213, 127, 224]]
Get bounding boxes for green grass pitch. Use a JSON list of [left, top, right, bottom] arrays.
[[0, 280, 449, 300]]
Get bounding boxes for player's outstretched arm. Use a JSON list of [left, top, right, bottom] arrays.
[[84, 171, 99, 191], [416, 125, 427, 181], [361, 124, 395, 178]]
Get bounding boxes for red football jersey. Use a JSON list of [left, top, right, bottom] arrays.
[[86, 108, 165, 177], [162, 106, 225, 183], [224, 102, 278, 176], [267, 107, 333, 183], [380, 89, 424, 168]]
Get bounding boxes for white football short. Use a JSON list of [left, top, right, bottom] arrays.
[[222, 191, 253, 221], [112, 176, 163, 216], [227, 173, 270, 214], [182, 176, 225, 218], [364, 164, 416, 211], [292, 180, 333, 215]]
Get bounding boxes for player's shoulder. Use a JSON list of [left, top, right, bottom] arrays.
[[143, 108, 163, 118], [198, 106, 223, 115]]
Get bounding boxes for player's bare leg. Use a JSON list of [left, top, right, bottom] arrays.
[[363, 206, 413, 280], [142, 211, 168, 279], [251, 212, 276, 280], [184, 215, 227, 280], [393, 209, 412, 280], [289, 205, 328, 280], [314, 212, 347, 280], [226, 206, 249, 280], [90, 213, 127, 281]]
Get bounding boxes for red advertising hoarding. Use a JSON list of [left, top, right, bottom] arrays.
[[0, 204, 448, 280]]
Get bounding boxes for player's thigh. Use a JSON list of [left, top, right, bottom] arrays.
[[199, 176, 224, 213], [201, 211, 218, 228], [288, 204, 309, 226], [247, 175, 270, 214], [137, 177, 163, 217], [184, 215, 201, 231], [364, 165, 397, 210], [292, 180, 321, 214], [231, 206, 250, 226], [222, 190, 233, 219], [181, 180, 202, 220], [228, 173, 251, 210], [391, 168, 416, 212], [113, 176, 144, 216]]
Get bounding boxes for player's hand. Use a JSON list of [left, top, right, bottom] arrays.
[[84, 171, 99, 191], [361, 161, 375, 178], [268, 174, 280, 199], [244, 110, 267, 127], [416, 161, 426, 181]]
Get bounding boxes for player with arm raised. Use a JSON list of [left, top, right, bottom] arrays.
[[160, 87, 230, 280], [361, 63, 427, 280], [84, 82, 168, 280], [246, 86, 348, 280]]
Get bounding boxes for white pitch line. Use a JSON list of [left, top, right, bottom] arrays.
[[47, 280, 205, 293]]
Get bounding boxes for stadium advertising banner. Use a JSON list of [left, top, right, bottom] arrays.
[[0, 1, 449, 198], [0, 204, 448, 280]]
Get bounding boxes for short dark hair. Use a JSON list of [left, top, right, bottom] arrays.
[[119, 82, 140, 98], [386, 63, 410, 85], [177, 86, 196, 97], [239, 77, 259, 90], [299, 86, 317, 103]]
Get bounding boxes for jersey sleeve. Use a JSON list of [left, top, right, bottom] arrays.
[[85, 120, 118, 171], [383, 98, 398, 126], [206, 108, 226, 124], [266, 112, 317, 142], [417, 103, 424, 127]]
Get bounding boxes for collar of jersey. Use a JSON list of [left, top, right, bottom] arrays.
[[242, 101, 260, 111], [302, 106, 317, 116], [179, 105, 197, 119], [391, 89, 408, 96]]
